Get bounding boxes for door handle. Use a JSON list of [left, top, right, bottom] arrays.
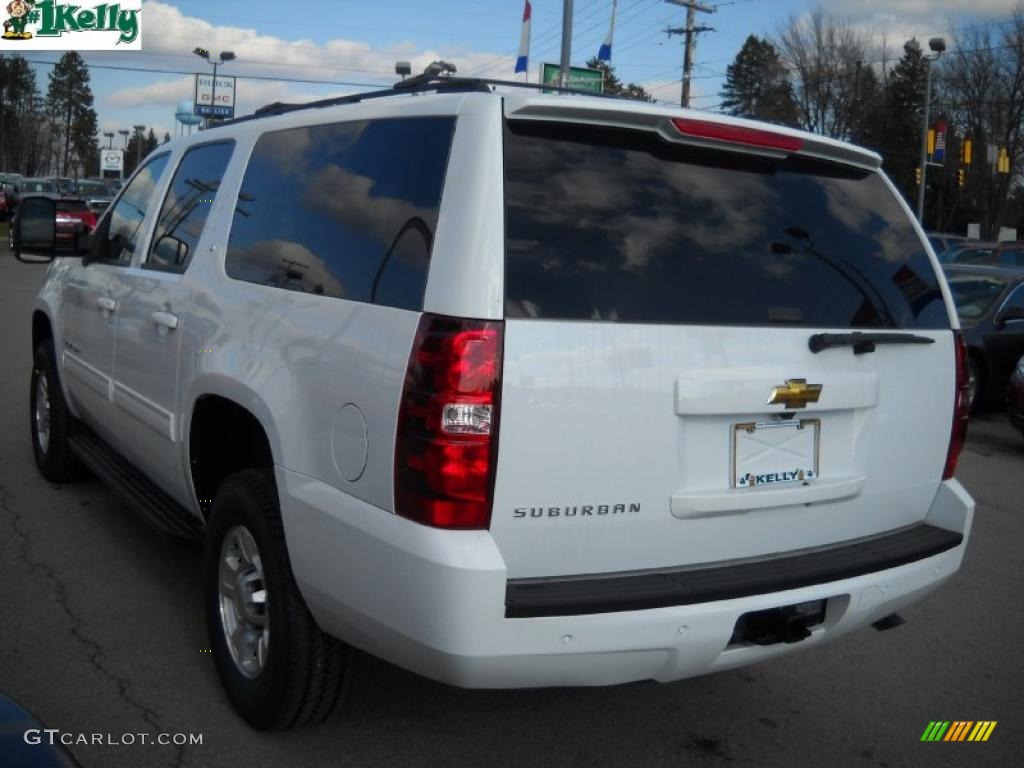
[[96, 296, 116, 312], [150, 311, 179, 331]]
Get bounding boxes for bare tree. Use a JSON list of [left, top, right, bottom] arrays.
[[940, 8, 1024, 235], [775, 9, 872, 140]]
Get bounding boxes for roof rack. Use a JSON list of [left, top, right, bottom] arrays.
[[214, 75, 616, 128]]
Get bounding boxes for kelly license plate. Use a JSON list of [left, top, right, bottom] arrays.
[[733, 419, 819, 489]]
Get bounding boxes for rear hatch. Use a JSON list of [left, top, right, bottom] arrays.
[[490, 109, 956, 580]]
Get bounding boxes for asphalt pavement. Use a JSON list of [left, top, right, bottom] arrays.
[[1, 246, 1022, 768]]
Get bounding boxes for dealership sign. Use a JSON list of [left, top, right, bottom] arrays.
[[0, 0, 141, 50], [99, 149, 123, 172], [194, 74, 236, 118]]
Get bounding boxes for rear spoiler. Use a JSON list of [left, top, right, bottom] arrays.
[[501, 93, 882, 172]]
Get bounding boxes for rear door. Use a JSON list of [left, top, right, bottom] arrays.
[[113, 141, 235, 504], [490, 118, 956, 579]]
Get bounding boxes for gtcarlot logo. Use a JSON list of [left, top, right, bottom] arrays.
[[24, 729, 203, 747]]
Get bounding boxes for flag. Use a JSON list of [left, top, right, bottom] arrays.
[[598, 0, 618, 62], [515, 1, 531, 74]]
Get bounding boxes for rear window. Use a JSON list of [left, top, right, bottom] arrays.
[[951, 247, 995, 265], [504, 122, 950, 329]]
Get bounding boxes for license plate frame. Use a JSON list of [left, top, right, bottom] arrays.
[[732, 419, 819, 489]]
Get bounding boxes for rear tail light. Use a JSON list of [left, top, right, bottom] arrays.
[[670, 117, 804, 152], [395, 314, 503, 528], [943, 332, 970, 479]]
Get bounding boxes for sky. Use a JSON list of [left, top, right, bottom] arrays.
[[14, 0, 1024, 150]]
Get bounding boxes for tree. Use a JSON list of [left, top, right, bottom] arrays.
[[585, 57, 653, 101], [162, 131, 171, 145], [46, 52, 98, 177], [0, 54, 42, 174], [775, 9, 871, 139], [123, 126, 161, 177], [720, 35, 799, 126], [865, 43, 928, 205]]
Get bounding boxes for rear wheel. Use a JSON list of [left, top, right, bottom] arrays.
[[30, 341, 85, 482], [204, 469, 352, 730]]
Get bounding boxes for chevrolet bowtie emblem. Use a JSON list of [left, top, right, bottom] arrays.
[[768, 379, 822, 409]]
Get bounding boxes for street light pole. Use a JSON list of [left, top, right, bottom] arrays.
[[909, 37, 946, 225], [193, 48, 236, 128], [558, 0, 573, 88]]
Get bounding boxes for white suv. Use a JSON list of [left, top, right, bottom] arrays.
[[20, 78, 974, 730]]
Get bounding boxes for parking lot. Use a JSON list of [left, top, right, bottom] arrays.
[[1, 242, 1022, 768]]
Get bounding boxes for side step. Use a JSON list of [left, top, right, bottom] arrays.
[[69, 432, 203, 540]]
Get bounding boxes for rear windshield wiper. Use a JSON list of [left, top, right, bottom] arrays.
[[808, 332, 936, 355]]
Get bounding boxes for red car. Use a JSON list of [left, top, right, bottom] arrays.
[[55, 199, 97, 243], [1008, 355, 1024, 438]]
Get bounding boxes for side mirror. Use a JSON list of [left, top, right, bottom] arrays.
[[13, 196, 57, 264], [996, 305, 1024, 327], [153, 234, 189, 269]]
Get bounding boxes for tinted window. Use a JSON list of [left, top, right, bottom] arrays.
[[1003, 284, 1024, 313], [948, 276, 1006, 319], [147, 142, 234, 272], [226, 117, 455, 310], [504, 122, 951, 329], [22, 180, 56, 194], [951, 247, 994, 265], [998, 248, 1024, 267], [91, 154, 171, 265]]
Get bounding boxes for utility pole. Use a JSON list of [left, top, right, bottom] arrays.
[[665, 0, 714, 108], [559, 0, 574, 88]]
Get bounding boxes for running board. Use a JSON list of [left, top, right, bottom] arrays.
[[68, 432, 203, 540]]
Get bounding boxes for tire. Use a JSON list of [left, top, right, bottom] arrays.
[[204, 468, 352, 730], [967, 354, 983, 413], [30, 341, 85, 482]]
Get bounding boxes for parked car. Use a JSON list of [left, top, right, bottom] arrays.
[[927, 232, 969, 255], [1007, 355, 1024, 437], [0, 184, 8, 221], [0, 691, 81, 767], [0, 174, 22, 214], [74, 178, 114, 213], [943, 265, 1024, 409], [17, 78, 975, 731], [941, 241, 1024, 269], [50, 176, 76, 196], [19, 178, 59, 196]]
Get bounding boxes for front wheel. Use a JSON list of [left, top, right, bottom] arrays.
[[30, 341, 85, 482], [204, 469, 352, 730]]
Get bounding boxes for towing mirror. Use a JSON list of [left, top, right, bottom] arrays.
[[13, 195, 57, 264]]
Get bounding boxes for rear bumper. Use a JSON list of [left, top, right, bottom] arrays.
[[280, 469, 973, 689]]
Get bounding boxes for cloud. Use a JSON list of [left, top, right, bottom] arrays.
[[824, 0, 1019, 17], [132, 1, 514, 88]]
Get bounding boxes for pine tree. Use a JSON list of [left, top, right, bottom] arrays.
[[0, 55, 39, 173], [871, 43, 928, 204], [45, 52, 98, 177], [585, 57, 653, 101], [720, 35, 799, 126]]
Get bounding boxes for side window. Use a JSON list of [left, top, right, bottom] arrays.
[[998, 248, 1024, 267], [146, 141, 235, 272], [225, 117, 455, 311], [1003, 285, 1024, 314], [91, 154, 171, 266]]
